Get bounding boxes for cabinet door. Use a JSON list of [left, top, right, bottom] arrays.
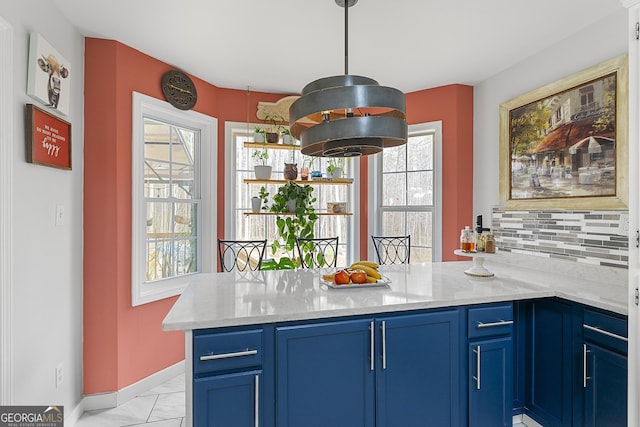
[[376, 310, 461, 427], [276, 319, 375, 427], [469, 337, 513, 427], [583, 343, 627, 427], [193, 370, 261, 427], [525, 299, 574, 427]]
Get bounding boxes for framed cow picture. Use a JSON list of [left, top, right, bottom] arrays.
[[27, 32, 71, 116]]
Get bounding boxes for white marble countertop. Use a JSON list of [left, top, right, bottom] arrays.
[[162, 257, 628, 331]]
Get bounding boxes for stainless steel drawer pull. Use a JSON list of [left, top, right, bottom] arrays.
[[370, 321, 375, 371], [476, 320, 513, 329], [381, 321, 387, 370], [583, 324, 628, 342], [254, 374, 259, 427], [200, 349, 258, 361], [583, 344, 590, 388], [473, 345, 481, 390]]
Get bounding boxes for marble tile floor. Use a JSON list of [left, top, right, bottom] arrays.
[[76, 373, 186, 427], [75, 371, 531, 427]]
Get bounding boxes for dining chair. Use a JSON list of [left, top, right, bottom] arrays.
[[371, 235, 411, 265], [218, 239, 267, 272], [296, 237, 339, 268]]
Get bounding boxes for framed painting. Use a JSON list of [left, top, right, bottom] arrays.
[[27, 32, 71, 116], [499, 55, 628, 210], [26, 104, 72, 170]]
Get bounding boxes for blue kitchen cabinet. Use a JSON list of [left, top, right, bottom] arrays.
[[525, 299, 575, 427], [276, 319, 375, 427], [468, 337, 513, 427], [579, 308, 628, 427], [467, 303, 513, 427], [192, 326, 274, 427], [583, 343, 627, 426], [276, 310, 461, 427], [194, 370, 262, 427], [376, 311, 461, 427]]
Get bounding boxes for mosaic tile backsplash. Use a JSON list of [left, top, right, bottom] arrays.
[[491, 208, 629, 269]]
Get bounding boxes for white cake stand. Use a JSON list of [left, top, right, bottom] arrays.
[[454, 249, 496, 278]]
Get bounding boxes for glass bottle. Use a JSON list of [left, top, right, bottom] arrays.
[[460, 226, 476, 252], [485, 233, 496, 253]]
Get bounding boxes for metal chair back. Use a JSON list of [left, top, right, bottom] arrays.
[[296, 237, 339, 268], [371, 235, 411, 265], [218, 239, 267, 272]]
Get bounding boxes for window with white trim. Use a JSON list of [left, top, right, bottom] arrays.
[[132, 92, 216, 306], [373, 122, 442, 262]]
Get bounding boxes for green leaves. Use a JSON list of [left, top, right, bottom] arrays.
[[268, 181, 318, 265]]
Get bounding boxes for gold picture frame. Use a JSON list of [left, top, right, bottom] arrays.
[[499, 54, 628, 210]]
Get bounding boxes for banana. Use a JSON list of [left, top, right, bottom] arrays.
[[350, 264, 381, 279], [351, 260, 379, 269], [365, 276, 378, 283]]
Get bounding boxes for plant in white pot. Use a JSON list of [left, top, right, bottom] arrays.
[[253, 126, 265, 143], [252, 147, 272, 180], [327, 158, 345, 179]]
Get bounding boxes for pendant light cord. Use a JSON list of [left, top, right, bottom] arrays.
[[344, 1, 348, 75]]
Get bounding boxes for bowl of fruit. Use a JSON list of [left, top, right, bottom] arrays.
[[321, 261, 390, 288]]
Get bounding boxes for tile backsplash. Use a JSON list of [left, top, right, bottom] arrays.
[[491, 208, 629, 269]]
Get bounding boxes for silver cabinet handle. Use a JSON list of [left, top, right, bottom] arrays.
[[476, 320, 514, 329], [381, 321, 387, 370], [583, 324, 628, 342], [199, 349, 258, 361], [583, 343, 591, 388], [254, 374, 259, 427], [370, 321, 375, 371], [473, 345, 481, 390]]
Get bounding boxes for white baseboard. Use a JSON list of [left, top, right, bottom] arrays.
[[65, 400, 85, 427], [82, 360, 185, 411]]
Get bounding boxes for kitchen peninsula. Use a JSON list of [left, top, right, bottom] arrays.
[[163, 258, 627, 427]]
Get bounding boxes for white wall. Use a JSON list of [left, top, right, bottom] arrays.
[[0, 0, 84, 420], [473, 7, 628, 221]]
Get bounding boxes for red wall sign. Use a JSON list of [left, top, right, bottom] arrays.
[[26, 104, 72, 170]]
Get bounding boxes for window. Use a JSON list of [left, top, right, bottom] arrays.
[[132, 92, 216, 306], [224, 122, 353, 266], [371, 122, 442, 262]]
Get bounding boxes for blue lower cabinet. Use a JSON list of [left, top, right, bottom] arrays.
[[193, 370, 262, 427], [468, 337, 513, 427], [583, 343, 627, 427], [376, 311, 461, 427], [525, 299, 574, 427], [276, 319, 375, 427], [275, 310, 461, 427]]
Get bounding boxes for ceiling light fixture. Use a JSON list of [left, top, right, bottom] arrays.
[[289, 0, 408, 157]]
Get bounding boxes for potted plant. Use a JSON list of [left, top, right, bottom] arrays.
[[269, 181, 318, 258], [281, 127, 295, 145], [252, 147, 272, 180], [253, 126, 265, 143], [300, 155, 314, 180], [264, 114, 284, 143], [283, 139, 298, 180], [327, 158, 345, 179]]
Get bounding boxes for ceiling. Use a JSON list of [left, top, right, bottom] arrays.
[[52, 0, 623, 95]]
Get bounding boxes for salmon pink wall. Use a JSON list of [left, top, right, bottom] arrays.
[[83, 38, 284, 394]]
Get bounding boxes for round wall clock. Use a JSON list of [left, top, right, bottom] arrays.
[[161, 70, 198, 110]]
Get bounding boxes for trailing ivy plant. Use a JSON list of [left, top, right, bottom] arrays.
[[269, 181, 318, 262]]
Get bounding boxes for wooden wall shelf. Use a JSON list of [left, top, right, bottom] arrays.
[[243, 212, 352, 216], [244, 178, 353, 185], [244, 141, 300, 151]]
